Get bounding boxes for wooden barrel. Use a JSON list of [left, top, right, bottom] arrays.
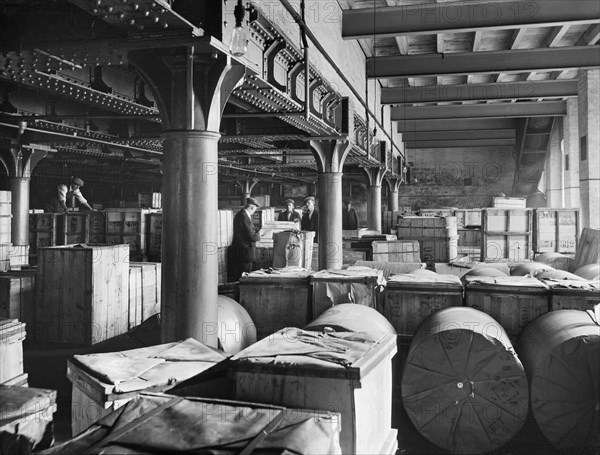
[[304, 303, 395, 334], [518, 310, 600, 454], [217, 295, 256, 354], [401, 307, 528, 454]]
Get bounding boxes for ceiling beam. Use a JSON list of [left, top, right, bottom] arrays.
[[382, 80, 578, 104], [391, 101, 566, 121], [342, 0, 600, 40], [403, 129, 516, 142], [397, 118, 515, 132], [368, 46, 600, 79], [405, 139, 515, 149]]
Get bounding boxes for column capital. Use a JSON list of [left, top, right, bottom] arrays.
[[0, 141, 50, 178], [130, 50, 246, 132], [308, 139, 352, 173], [364, 167, 387, 187]]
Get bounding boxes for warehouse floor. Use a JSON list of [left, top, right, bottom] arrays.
[[24, 339, 562, 455]]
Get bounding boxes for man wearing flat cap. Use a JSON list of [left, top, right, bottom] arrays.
[[45, 177, 95, 212], [301, 196, 319, 242], [278, 198, 301, 222], [230, 197, 262, 280]]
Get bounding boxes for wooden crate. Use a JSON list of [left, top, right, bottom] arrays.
[[397, 216, 457, 238], [0, 319, 26, 383], [458, 228, 483, 247], [342, 247, 367, 266], [542, 279, 600, 312], [454, 209, 483, 228], [492, 197, 527, 208], [57, 212, 89, 245], [464, 276, 549, 343], [36, 244, 129, 346], [147, 212, 162, 260], [218, 246, 227, 285], [483, 233, 533, 261], [533, 209, 579, 254], [420, 235, 459, 266], [0, 270, 36, 340], [252, 207, 275, 229], [258, 221, 298, 240], [106, 233, 146, 260], [0, 215, 10, 244], [382, 210, 402, 234], [311, 268, 386, 317], [0, 386, 56, 452], [253, 240, 273, 270], [272, 230, 315, 269], [106, 208, 151, 234], [217, 209, 234, 247], [231, 329, 398, 455], [371, 240, 421, 263], [239, 270, 313, 340], [385, 274, 464, 338], [418, 208, 456, 217], [28, 213, 58, 259], [138, 192, 161, 208], [483, 208, 533, 233], [53, 392, 341, 454], [128, 262, 161, 329], [8, 244, 29, 267], [67, 338, 227, 436], [89, 211, 106, 235]]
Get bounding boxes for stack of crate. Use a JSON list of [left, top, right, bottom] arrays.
[[492, 197, 527, 208], [138, 192, 161, 209], [0, 192, 10, 271], [88, 211, 106, 243], [146, 210, 233, 284], [533, 209, 579, 256], [147, 212, 162, 262], [28, 212, 58, 265], [482, 208, 533, 261], [454, 209, 483, 261], [396, 216, 459, 267], [106, 208, 154, 261], [0, 318, 28, 386], [0, 269, 36, 345]]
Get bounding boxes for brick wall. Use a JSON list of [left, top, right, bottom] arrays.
[[398, 146, 516, 210]]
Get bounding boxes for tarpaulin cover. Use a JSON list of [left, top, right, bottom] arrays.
[[231, 328, 380, 371], [402, 307, 528, 454], [387, 272, 462, 290], [533, 268, 587, 281], [73, 338, 227, 393], [518, 310, 600, 453], [311, 269, 386, 312], [464, 275, 548, 292], [39, 393, 342, 454]]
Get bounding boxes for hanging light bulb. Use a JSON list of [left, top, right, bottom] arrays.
[[230, 0, 247, 57], [371, 127, 380, 147]]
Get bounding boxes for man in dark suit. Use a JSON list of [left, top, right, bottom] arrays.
[[301, 196, 319, 242], [229, 197, 261, 281], [342, 200, 359, 230], [278, 198, 301, 222]]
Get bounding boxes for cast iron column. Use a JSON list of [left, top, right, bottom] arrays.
[[161, 131, 220, 345], [386, 177, 401, 212], [0, 141, 48, 245], [131, 49, 245, 346], [365, 168, 387, 232], [309, 139, 351, 270]]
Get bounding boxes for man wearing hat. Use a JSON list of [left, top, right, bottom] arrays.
[[342, 200, 359, 230], [44, 177, 95, 212], [229, 197, 262, 280], [301, 196, 319, 242], [278, 198, 301, 222]]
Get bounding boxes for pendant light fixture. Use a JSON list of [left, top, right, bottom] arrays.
[[230, 0, 247, 57]]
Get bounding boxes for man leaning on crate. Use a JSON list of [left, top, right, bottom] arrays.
[[45, 177, 96, 213]]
